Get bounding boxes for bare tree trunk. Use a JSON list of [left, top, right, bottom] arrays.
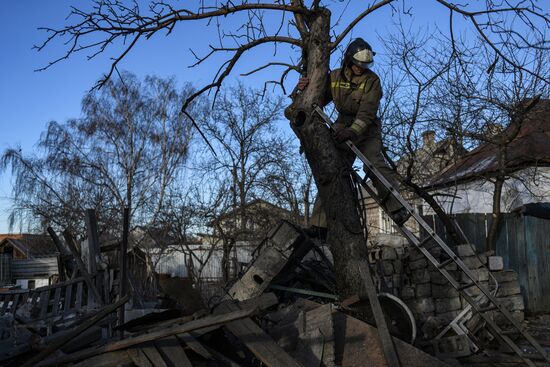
[[285, 9, 367, 298]]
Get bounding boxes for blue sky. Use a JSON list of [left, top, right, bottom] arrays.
[[0, 1, 475, 233]]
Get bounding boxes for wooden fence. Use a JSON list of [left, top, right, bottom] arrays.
[[422, 212, 550, 314]]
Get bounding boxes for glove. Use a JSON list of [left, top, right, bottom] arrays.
[[334, 128, 357, 143]]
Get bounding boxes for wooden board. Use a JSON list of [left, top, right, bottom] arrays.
[[127, 347, 154, 367], [37, 307, 255, 367], [155, 337, 192, 367], [216, 301, 302, 367], [71, 350, 133, 367]]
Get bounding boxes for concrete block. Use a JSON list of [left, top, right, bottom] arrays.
[[392, 260, 403, 274], [492, 270, 518, 283], [456, 244, 476, 257], [463, 281, 489, 297], [383, 276, 393, 289], [435, 297, 462, 313], [499, 294, 525, 311], [488, 256, 504, 271], [392, 274, 402, 288], [430, 271, 454, 285], [412, 268, 431, 284], [380, 247, 398, 260], [408, 298, 435, 315], [409, 258, 428, 270], [408, 248, 425, 262], [494, 310, 524, 325], [461, 256, 486, 269], [435, 310, 461, 324], [462, 268, 489, 283], [432, 284, 459, 299], [415, 283, 432, 298], [400, 285, 415, 300], [380, 261, 394, 276], [496, 281, 521, 297]]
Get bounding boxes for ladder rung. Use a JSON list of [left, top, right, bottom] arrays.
[[437, 257, 456, 269], [501, 329, 519, 335], [379, 191, 392, 206], [458, 282, 476, 290], [417, 237, 431, 248]]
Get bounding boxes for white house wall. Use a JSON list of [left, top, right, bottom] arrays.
[[426, 167, 550, 214]]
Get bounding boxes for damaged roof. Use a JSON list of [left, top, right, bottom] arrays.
[[428, 99, 550, 189]]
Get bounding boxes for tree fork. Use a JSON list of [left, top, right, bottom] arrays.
[[285, 8, 368, 299]]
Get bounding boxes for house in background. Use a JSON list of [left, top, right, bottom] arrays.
[[360, 130, 467, 238], [0, 234, 59, 289], [424, 99, 550, 314], [427, 99, 550, 216]]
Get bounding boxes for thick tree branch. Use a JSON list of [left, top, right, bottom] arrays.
[[181, 36, 301, 111], [330, 0, 394, 49]]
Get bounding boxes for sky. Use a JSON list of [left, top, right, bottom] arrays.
[[0, 0, 481, 233]]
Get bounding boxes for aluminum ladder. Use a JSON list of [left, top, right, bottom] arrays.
[[313, 106, 550, 366]]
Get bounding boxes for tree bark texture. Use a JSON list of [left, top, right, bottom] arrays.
[[285, 9, 367, 299]]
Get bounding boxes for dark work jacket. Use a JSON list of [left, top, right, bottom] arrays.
[[323, 67, 382, 135]]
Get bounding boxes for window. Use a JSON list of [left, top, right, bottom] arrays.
[[28, 280, 36, 290]]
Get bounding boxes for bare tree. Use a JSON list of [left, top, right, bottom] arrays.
[[36, 0, 548, 297], [1, 72, 202, 238]]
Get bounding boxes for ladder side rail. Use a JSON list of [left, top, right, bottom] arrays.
[[356, 164, 549, 364]]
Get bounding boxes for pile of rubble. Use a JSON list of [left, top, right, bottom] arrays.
[[0, 220, 548, 366]]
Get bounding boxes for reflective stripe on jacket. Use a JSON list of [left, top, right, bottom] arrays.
[[325, 67, 382, 135]]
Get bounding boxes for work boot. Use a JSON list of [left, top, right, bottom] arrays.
[[391, 208, 411, 226], [302, 226, 328, 242]]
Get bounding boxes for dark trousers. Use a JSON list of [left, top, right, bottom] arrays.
[[309, 121, 403, 228]]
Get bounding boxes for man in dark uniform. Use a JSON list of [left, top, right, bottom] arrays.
[[298, 38, 409, 232]]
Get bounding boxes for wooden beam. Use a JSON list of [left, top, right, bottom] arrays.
[[84, 209, 100, 275], [118, 207, 129, 332], [215, 301, 302, 367], [47, 227, 73, 279], [356, 260, 401, 367], [37, 307, 256, 367], [22, 295, 128, 367], [63, 231, 103, 306], [155, 337, 193, 367]]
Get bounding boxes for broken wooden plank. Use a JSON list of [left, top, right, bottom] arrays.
[[202, 344, 243, 367], [1, 294, 10, 314], [75, 281, 83, 309], [63, 283, 73, 315], [176, 333, 212, 359], [71, 350, 133, 367], [155, 337, 192, 367], [63, 231, 103, 306], [356, 259, 401, 367], [11, 293, 20, 315], [39, 290, 50, 319], [51, 287, 62, 315], [47, 227, 74, 278], [333, 308, 451, 367], [141, 341, 168, 367], [22, 295, 129, 367], [119, 207, 129, 331], [294, 304, 335, 367], [215, 301, 303, 367], [84, 209, 100, 275], [227, 221, 304, 301], [37, 307, 256, 367], [127, 347, 154, 367]]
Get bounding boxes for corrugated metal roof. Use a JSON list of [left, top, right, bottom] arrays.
[[428, 99, 550, 188]]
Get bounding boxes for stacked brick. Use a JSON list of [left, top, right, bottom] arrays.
[[369, 243, 524, 340]]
